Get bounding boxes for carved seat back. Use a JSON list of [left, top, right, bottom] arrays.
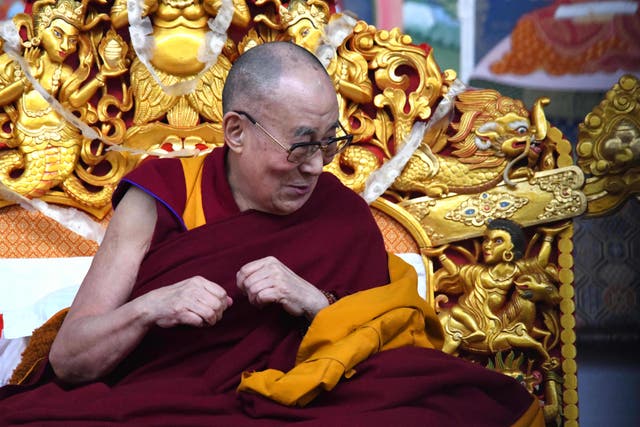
[[0, 1, 593, 425]]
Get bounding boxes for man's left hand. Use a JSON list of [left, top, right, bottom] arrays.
[[236, 256, 329, 320]]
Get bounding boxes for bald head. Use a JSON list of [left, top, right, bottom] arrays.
[[222, 42, 331, 114]]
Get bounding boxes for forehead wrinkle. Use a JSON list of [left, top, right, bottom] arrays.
[[293, 118, 340, 136]]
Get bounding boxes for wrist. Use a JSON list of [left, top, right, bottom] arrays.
[[129, 294, 157, 329], [321, 290, 338, 305], [303, 289, 337, 322]]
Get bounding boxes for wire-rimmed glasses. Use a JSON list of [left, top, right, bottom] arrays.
[[233, 110, 353, 164]]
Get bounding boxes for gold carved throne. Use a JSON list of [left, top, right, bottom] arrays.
[[4, 1, 629, 425]]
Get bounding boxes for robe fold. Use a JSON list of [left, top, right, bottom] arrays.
[[0, 148, 542, 426], [237, 254, 443, 406]]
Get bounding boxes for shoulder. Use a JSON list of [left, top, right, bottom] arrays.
[[112, 157, 186, 209], [316, 172, 369, 210], [311, 172, 379, 230], [131, 156, 185, 177]]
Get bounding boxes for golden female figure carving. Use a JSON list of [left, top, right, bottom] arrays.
[[0, 0, 127, 210], [426, 218, 568, 359], [253, 0, 372, 106]]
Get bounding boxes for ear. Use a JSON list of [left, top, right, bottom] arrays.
[[223, 112, 245, 154]]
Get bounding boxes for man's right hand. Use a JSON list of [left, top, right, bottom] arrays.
[[141, 277, 233, 328]]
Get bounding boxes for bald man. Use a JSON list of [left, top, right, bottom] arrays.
[[1, 43, 542, 426]]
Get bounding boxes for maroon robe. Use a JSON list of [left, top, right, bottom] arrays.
[[0, 148, 538, 426]]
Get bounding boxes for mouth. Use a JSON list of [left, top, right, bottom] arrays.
[[288, 183, 312, 196], [530, 142, 542, 154], [510, 140, 527, 151]]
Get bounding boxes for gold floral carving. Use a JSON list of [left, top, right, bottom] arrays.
[[445, 192, 529, 227], [533, 169, 588, 221], [401, 166, 586, 246], [577, 74, 640, 217]]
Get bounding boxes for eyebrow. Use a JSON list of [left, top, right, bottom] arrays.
[[293, 126, 316, 138]]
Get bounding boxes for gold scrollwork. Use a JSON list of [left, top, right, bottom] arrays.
[[577, 74, 640, 216]]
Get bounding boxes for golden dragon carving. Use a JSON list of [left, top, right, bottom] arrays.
[[392, 90, 553, 197]]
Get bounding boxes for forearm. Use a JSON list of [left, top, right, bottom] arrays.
[[67, 76, 104, 108], [438, 254, 460, 276], [0, 79, 27, 104], [49, 297, 152, 383], [537, 238, 553, 266]]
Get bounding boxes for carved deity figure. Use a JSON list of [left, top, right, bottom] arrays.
[[0, 0, 127, 209], [427, 219, 566, 359], [109, 0, 251, 152], [111, 0, 249, 76], [253, 0, 372, 107]]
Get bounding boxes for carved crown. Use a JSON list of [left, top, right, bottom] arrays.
[[257, 0, 330, 30], [281, 0, 329, 28], [32, 0, 85, 34]]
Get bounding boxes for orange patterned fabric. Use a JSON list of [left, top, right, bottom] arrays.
[[0, 205, 414, 258], [0, 206, 106, 258], [371, 208, 419, 253], [491, 1, 640, 75]]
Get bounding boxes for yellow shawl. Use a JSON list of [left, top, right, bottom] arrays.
[[237, 253, 444, 406]]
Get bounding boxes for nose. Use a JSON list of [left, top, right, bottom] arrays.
[[60, 36, 70, 51], [298, 150, 324, 176]]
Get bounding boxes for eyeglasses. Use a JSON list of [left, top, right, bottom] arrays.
[[233, 110, 353, 164]]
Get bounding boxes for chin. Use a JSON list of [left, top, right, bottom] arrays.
[[273, 197, 309, 215], [275, 204, 304, 215]]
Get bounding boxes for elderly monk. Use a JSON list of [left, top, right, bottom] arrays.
[[0, 42, 543, 426]]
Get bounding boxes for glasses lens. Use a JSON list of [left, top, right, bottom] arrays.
[[286, 124, 353, 163], [288, 144, 319, 163], [333, 136, 352, 153]]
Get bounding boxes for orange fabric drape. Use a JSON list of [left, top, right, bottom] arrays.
[[237, 253, 444, 406]]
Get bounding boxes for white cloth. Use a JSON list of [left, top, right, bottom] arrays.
[[0, 257, 91, 339], [396, 253, 427, 300], [0, 336, 28, 385]]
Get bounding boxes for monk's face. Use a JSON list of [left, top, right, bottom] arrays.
[[228, 71, 339, 215], [482, 229, 513, 264]]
